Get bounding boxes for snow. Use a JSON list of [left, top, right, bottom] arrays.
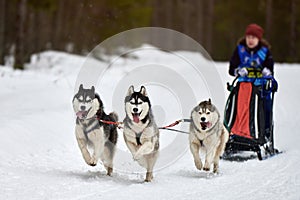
[[1, 49, 300, 200]]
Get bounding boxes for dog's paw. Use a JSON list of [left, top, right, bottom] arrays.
[[107, 167, 113, 176], [203, 162, 211, 171], [213, 168, 219, 174], [194, 160, 203, 170], [203, 167, 210, 171], [88, 157, 97, 166], [133, 153, 142, 161], [213, 163, 219, 173], [145, 172, 153, 182]]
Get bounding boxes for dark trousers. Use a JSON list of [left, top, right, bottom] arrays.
[[263, 90, 272, 139]]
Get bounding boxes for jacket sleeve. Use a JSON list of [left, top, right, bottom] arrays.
[[262, 49, 274, 75], [229, 47, 240, 76]]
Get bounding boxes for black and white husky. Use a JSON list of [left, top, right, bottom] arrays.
[[189, 99, 229, 173], [72, 84, 118, 176], [123, 85, 160, 182]]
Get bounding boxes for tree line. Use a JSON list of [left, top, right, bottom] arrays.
[[0, 0, 299, 69]]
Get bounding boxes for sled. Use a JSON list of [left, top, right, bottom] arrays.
[[223, 76, 280, 161]]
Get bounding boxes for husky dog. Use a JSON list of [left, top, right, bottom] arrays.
[[72, 84, 118, 176], [123, 85, 159, 182], [189, 99, 229, 173]]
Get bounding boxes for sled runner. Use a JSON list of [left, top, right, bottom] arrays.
[[223, 76, 280, 161]]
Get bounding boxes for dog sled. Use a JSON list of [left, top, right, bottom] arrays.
[[223, 75, 280, 161]]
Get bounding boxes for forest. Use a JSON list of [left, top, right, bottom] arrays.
[[0, 0, 299, 69]]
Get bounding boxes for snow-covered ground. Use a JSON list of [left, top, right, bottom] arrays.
[[1, 49, 300, 200]]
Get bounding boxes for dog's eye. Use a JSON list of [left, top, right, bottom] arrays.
[[78, 96, 83, 101], [206, 112, 210, 115], [86, 97, 92, 102], [198, 112, 202, 115]]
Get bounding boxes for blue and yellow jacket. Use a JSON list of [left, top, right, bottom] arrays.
[[229, 38, 274, 85]]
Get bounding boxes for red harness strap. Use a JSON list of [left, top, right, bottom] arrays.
[[160, 120, 182, 129], [97, 118, 190, 132], [160, 119, 191, 129], [97, 118, 123, 129]]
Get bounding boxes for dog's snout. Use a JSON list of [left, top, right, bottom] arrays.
[[80, 105, 86, 111], [201, 117, 206, 122], [133, 108, 138, 113]]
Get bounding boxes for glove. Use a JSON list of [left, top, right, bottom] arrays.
[[262, 67, 272, 77], [235, 67, 248, 77]]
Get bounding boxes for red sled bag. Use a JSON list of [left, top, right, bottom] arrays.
[[223, 77, 279, 160]]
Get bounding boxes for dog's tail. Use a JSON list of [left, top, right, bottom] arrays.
[[109, 112, 118, 122]]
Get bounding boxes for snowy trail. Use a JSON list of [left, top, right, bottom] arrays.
[[1, 51, 300, 199], [3, 151, 298, 200]]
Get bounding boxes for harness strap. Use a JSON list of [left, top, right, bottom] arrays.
[[97, 118, 123, 129], [160, 127, 189, 134], [81, 121, 100, 139], [97, 118, 192, 133], [135, 132, 142, 145], [199, 140, 204, 146], [159, 119, 191, 129]]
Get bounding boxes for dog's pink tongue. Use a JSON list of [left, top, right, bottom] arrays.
[[133, 114, 140, 123], [200, 121, 212, 130], [76, 111, 87, 119], [207, 122, 212, 128]]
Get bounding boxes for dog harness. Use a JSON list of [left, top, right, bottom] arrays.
[[135, 132, 142, 146], [199, 140, 204, 147], [77, 118, 100, 139]]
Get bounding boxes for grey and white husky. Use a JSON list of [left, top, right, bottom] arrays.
[[123, 85, 160, 182], [189, 99, 229, 173], [72, 84, 118, 176]]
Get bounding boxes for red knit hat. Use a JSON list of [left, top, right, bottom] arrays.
[[245, 23, 264, 40]]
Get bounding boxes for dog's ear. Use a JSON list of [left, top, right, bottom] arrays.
[[127, 85, 134, 96], [91, 86, 95, 97], [140, 86, 147, 96], [79, 84, 83, 91], [208, 98, 216, 112]]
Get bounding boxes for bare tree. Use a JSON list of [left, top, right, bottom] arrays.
[[165, 0, 174, 49], [26, 6, 36, 60], [289, 0, 297, 61], [0, 0, 6, 65], [150, 0, 173, 50], [195, 0, 204, 45], [14, 0, 27, 69], [53, 0, 65, 51], [205, 0, 214, 54], [72, 1, 85, 52], [265, 0, 272, 39]]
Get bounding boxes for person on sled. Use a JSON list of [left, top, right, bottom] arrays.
[[228, 23, 274, 140]]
